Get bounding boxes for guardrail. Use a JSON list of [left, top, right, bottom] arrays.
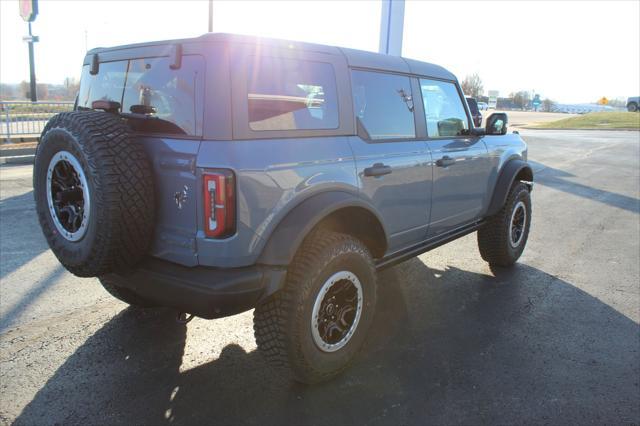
[[1, 101, 74, 141]]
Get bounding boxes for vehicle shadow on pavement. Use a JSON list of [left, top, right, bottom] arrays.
[[15, 259, 640, 425], [0, 190, 50, 280], [531, 161, 640, 214]]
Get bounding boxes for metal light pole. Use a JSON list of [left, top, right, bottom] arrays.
[[27, 22, 38, 101], [19, 0, 39, 101]]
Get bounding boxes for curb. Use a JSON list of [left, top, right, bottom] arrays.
[[0, 147, 36, 157], [0, 155, 35, 165]]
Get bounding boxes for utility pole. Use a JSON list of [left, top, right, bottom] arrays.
[[19, 0, 39, 102], [379, 0, 405, 56], [208, 0, 213, 32]]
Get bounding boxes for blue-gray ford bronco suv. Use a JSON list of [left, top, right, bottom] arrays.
[[33, 33, 533, 383]]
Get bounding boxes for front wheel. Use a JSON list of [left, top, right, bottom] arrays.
[[628, 103, 638, 112], [254, 231, 377, 384], [478, 182, 532, 267]]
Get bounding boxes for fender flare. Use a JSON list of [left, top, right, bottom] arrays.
[[486, 159, 533, 216], [257, 191, 388, 266]]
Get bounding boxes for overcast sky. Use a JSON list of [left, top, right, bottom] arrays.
[[1, 0, 638, 103]]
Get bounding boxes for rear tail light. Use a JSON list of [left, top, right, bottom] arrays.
[[203, 170, 235, 238]]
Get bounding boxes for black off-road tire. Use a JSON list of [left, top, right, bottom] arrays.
[[254, 231, 377, 384], [33, 111, 155, 277], [478, 182, 532, 267], [99, 275, 156, 308], [628, 102, 638, 112]]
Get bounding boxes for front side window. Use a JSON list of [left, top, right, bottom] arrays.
[[247, 57, 339, 131], [420, 79, 469, 137], [351, 70, 416, 140]]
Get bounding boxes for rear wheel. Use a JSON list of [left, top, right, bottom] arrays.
[[254, 231, 377, 384], [627, 102, 638, 112], [478, 182, 532, 267]]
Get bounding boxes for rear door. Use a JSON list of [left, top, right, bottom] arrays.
[[419, 78, 491, 238], [348, 70, 433, 252]]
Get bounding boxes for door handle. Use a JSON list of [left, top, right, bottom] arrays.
[[364, 163, 392, 177], [436, 156, 456, 167]]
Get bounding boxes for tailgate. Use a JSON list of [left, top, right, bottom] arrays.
[[140, 137, 201, 266]]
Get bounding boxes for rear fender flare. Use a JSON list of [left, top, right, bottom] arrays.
[[257, 191, 388, 267]]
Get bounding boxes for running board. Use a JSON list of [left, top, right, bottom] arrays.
[[375, 221, 485, 271]]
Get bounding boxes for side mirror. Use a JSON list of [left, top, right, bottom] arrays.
[[486, 112, 508, 135]]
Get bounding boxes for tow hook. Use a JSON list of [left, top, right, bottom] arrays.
[[176, 312, 195, 324]]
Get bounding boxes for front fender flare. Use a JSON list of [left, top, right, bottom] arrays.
[[486, 159, 533, 216], [257, 191, 388, 266]]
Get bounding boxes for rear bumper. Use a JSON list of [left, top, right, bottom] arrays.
[[105, 258, 286, 319]]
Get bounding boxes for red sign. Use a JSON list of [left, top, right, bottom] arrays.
[[19, 0, 38, 22]]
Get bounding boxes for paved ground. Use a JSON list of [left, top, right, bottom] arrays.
[[0, 130, 639, 425]]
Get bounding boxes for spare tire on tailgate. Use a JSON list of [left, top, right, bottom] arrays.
[[33, 111, 155, 277]]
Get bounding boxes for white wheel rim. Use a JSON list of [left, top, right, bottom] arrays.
[[46, 151, 91, 242], [311, 271, 364, 353]]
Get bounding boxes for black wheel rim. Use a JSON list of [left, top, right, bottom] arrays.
[[311, 271, 363, 352], [509, 201, 526, 247], [46, 151, 90, 241]]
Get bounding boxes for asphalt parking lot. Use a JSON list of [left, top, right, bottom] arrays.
[[0, 129, 638, 425]]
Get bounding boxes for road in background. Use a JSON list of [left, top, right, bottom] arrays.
[[482, 110, 576, 127], [0, 130, 638, 424]]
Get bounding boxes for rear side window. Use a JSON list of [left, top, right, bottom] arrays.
[[77, 55, 204, 136], [351, 70, 416, 140], [420, 79, 469, 138], [247, 57, 339, 131]]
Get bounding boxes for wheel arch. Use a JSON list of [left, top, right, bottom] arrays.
[[257, 191, 388, 266], [486, 159, 534, 217]]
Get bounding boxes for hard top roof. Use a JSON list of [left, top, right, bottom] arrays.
[[86, 33, 456, 81]]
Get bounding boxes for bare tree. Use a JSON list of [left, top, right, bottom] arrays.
[[64, 77, 81, 101], [510, 91, 531, 110], [461, 73, 483, 98], [542, 98, 556, 112]]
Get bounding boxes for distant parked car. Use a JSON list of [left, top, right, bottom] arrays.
[[477, 101, 489, 111], [466, 97, 482, 127], [627, 97, 639, 112]]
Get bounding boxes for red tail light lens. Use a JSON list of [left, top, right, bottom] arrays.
[[203, 170, 235, 238]]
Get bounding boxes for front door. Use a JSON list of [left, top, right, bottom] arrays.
[[419, 78, 491, 238], [349, 70, 433, 253]]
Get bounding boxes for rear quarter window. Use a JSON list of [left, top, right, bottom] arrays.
[[247, 57, 339, 131]]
